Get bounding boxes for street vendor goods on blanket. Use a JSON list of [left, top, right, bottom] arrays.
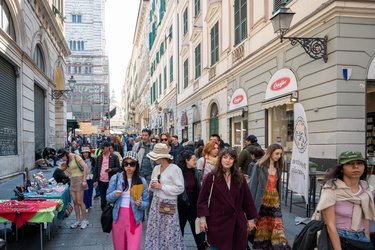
[[0, 200, 62, 228]]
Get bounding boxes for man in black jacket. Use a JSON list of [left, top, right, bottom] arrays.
[[43, 146, 58, 166], [93, 141, 121, 210]]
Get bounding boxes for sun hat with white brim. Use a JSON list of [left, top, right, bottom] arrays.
[[81, 147, 91, 153], [147, 143, 173, 161]]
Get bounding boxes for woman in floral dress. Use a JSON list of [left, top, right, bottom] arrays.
[[249, 144, 291, 249], [145, 143, 186, 250]]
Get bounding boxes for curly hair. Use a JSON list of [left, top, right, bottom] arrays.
[[202, 141, 220, 158], [160, 132, 172, 145], [213, 148, 243, 188]]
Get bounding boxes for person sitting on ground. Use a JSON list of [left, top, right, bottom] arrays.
[[53, 163, 70, 185], [43, 146, 58, 167], [35, 149, 50, 169]]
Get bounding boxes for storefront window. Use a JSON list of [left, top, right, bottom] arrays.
[[367, 81, 375, 162], [231, 117, 248, 153], [268, 104, 294, 160], [193, 122, 201, 141]]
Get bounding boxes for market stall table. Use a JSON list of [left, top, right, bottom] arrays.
[[0, 199, 63, 250], [11, 184, 71, 219]]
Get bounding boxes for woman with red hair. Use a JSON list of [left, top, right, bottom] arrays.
[[196, 140, 220, 179]]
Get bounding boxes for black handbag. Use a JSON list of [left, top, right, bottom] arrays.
[[100, 174, 119, 233]]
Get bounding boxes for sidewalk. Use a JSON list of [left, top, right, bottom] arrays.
[[0, 168, 308, 249]]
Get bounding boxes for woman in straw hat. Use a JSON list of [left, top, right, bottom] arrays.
[[106, 151, 149, 250], [145, 143, 186, 250], [81, 146, 95, 211]]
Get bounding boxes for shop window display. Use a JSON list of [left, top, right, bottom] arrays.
[[268, 104, 294, 160]]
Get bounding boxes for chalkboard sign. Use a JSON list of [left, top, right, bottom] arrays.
[[0, 55, 17, 156]]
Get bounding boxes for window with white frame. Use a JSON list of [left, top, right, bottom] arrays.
[[195, 43, 201, 79], [210, 22, 219, 66], [234, 0, 247, 46]]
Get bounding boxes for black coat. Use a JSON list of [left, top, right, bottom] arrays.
[[92, 152, 121, 182]]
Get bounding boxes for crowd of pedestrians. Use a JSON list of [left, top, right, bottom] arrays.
[[44, 130, 375, 250]]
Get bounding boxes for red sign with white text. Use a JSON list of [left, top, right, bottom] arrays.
[[232, 95, 244, 105], [270, 77, 290, 91]]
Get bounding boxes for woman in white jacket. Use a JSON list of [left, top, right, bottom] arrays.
[[145, 143, 186, 250]]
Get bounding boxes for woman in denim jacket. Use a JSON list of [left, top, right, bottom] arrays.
[[106, 151, 149, 250]]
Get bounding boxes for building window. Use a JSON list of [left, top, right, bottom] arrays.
[[164, 66, 167, 90], [183, 7, 188, 35], [169, 56, 173, 83], [209, 103, 219, 135], [194, 0, 200, 17], [183, 59, 188, 89], [72, 14, 82, 23], [234, 0, 247, 46], [0, 0, 15, 40], [159, 74, 162, 94], [33, 44, 45, 73], [195, 43, 201, 79], [210, 22, 219, 66], [274, 0, 292, 11]]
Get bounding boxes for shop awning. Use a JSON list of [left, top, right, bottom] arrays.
[[261, 96, 291, 110], [227, 108, 247, 118]]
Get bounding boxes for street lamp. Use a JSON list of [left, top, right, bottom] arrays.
[[52, 75, 76, 100], [154, 100, 159, 109], [270, 2, 328, 62]]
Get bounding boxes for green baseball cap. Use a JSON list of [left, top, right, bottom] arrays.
[[338, 151, 366, 164]]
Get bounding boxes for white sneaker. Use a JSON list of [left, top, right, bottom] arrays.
[[80, 220, 89, 229], [70, 220, 81, 229]]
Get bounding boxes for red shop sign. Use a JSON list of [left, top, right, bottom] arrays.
[[232, 95, 244, 105], [270, 77, 290, 91]]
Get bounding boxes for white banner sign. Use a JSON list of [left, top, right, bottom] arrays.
[[288, 103, 309, 204]]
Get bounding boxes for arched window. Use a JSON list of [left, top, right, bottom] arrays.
[[209, 103, 219, 135], [0, 0, 15, 40], [33, 44, 45, 72]]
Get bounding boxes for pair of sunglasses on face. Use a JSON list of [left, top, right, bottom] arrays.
[[123, 162, 136, 167]]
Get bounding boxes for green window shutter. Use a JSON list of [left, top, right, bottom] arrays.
[[211, 22, 219, 66], [169, 56, 173, 83], [183, 59, 188, 88], [160, 0, 165, 21], [164, 66, 167, 89], [159, 74, 162, 94], [195, 43, 201, 79], [183, 8, 188, 35], [156, 52, 159, 64], [160, 42, 164, 56], [234, 0, 247, 46], [195, 0, 200, 17], [169, 25, 173, 39]]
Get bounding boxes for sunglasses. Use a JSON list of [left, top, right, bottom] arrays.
[[157, 174, 161, 183], [123, 162, 136, 167], [151, 140, 158, 143], [160, 138, 168, 142]]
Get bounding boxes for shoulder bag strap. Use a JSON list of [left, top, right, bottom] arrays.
[[208, 175, 215, 208], [202, 157, 207, 176]]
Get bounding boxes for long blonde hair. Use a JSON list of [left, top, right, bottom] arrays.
[[257, 144, 283, 170]]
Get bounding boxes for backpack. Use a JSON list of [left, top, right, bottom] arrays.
[[292, 219, 324, 250], [136, 141, 154, 153]]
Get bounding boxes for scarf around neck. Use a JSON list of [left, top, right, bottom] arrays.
[[206, 155, 217, 167], [317, 179, 375, 231]]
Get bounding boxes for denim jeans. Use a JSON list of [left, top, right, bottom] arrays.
[[337, 228, 371, 242], [210, 246, 220, 250]]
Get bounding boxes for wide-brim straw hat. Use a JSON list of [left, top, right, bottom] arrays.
[[147, 143, 173, 161], [81, 147, 91, 153]]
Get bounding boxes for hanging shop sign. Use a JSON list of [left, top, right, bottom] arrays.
[[180, 113, 188, 126], [265, 68, 298, 101], [229, 88, 248, 111]]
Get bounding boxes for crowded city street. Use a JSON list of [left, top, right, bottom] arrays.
[[2, 0, 375, 249]]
